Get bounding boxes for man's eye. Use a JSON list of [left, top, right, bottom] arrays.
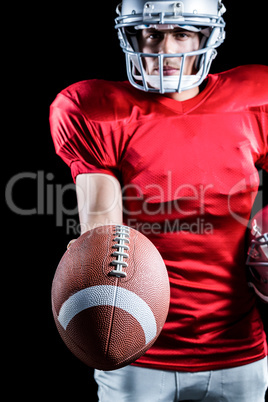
[[175, 33, 189, 39], [148, 33, 161, 40]]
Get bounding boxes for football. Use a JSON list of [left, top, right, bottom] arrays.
[[51, 225, 170, 370]]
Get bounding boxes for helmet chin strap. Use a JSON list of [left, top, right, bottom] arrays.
[[133, 68, 202, 92], [130, 52, 204, 93]]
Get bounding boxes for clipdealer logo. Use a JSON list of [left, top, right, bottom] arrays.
[[5, 169, 265, 235]]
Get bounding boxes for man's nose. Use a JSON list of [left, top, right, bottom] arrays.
[[159, 34, 177, 54]]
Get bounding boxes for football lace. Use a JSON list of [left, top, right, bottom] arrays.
[[109, 225, 130, 278]]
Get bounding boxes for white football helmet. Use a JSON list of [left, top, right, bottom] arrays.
[[115, 0, 226, 93]]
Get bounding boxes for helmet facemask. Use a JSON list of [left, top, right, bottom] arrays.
[[115, 0, 226, 93]]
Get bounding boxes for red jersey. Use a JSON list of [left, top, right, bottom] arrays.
[[50, 65, 268, 372]]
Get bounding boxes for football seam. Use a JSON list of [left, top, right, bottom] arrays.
[[104, 278, 119, 358]]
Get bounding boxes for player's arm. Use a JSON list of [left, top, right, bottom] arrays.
[[76, 173, 123, 234]]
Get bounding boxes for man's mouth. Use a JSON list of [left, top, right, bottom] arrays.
[[153, 65, 180, 76]]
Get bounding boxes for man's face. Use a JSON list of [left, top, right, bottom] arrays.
[[138, 27, 200, 76]]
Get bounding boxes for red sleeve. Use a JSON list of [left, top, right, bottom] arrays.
[[49, 93, 119, 182]]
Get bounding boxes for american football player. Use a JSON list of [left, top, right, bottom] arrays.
[[50, 0, 268, 400]]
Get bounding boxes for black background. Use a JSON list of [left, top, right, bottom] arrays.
[[5, 0, 267, 400]]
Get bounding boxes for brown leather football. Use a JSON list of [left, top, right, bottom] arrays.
[[51, 225, 170, 370]]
